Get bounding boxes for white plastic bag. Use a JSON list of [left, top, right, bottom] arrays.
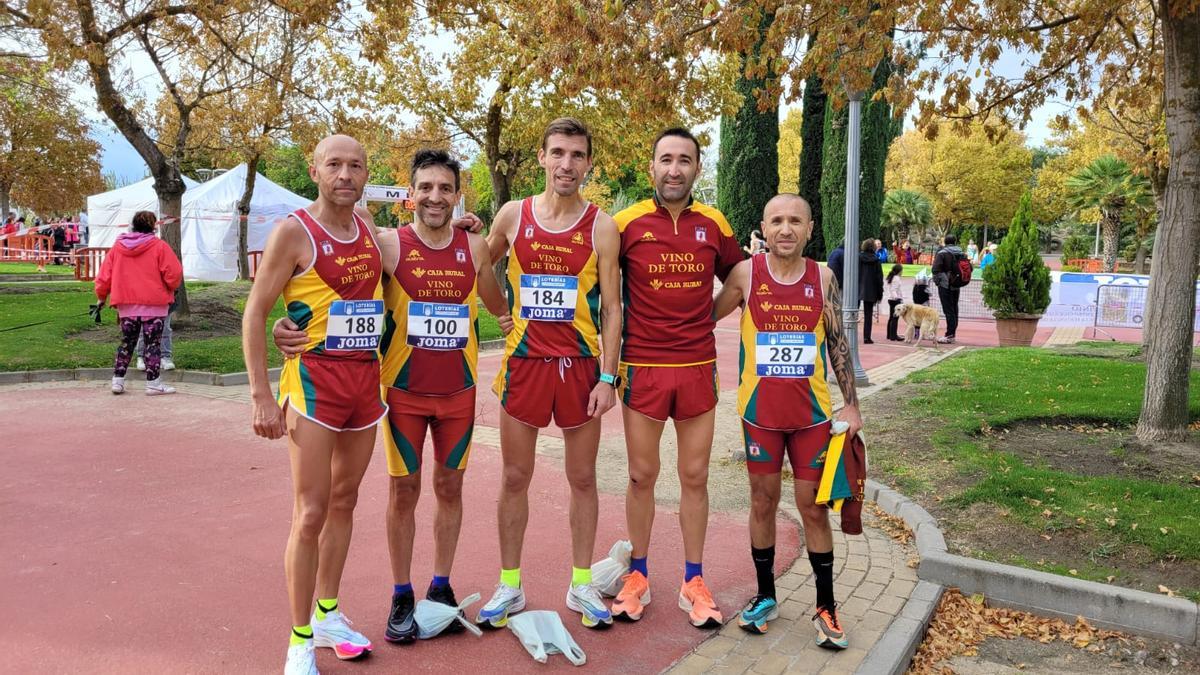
[[415, 592, 483, 639], [507, 610, 586, 666], [591, 539, 633, 598]]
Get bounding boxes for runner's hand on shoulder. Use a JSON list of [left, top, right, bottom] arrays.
[[587, 381, 616, 418], [252, 396, 287, 439], [452, 212, 485, 234], [272, 317, 308, 357]]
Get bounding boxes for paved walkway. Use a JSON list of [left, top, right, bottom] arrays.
[[1, 341, 956, 674]]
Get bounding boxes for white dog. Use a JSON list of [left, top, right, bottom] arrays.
[[894, 303, 940, 348]]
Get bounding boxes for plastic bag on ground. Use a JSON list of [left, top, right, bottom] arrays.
[[415, 592, 483, 639], [507, 610, 586, 666], [590, 539, 633, 597]]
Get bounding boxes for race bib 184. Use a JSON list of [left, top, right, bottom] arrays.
[[519, 274, 578, 322], [755, 332, 818, 378], [406, 301, 470, 350], [325, 299, 384, 351]]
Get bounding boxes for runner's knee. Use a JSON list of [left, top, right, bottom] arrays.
[[798, 501, 829, 528], [327, 484, 361, 514], [750, 482, 780, 519], [627, 458, 659, 491], [389, 475, 421, 510], [501, 462, 533, 494], [565, 463, 596, 493], [677, 462, 709, 492], [293, 500, 328, 540], [432, 470, 463, 502]]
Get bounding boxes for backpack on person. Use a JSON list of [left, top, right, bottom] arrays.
[[951, 253, 973, 288]]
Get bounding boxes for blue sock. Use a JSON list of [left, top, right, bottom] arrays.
[[630, 556, 648, 577], [394, 583, 413, 596], [431, 576, 450, 588], [685, 561, 703, 582]]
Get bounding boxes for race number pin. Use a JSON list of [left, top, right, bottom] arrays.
[[695, 227, 706, 242], [804, 284, 814, 298], [455, 249, 466, 263], [525, 227, 534, 239], [321, 241, 334, 256]]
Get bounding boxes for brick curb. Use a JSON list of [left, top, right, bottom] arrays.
[[0, 367, 281, 386], [868, 478, 1200, 652]]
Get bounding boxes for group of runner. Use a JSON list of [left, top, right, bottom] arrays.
[[241, 119, 864, 675]]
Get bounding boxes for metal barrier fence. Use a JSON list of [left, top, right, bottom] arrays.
[[1095, 283, 1200, 332]]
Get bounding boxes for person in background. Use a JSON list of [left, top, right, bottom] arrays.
[[885, 263, 904, 341], [966, 239, 979, 263], [95, 210, 182, 396], [899, 239, 915, 264], [874, 239, 888, 264], [826, 243, 845, 289], [744, 230, 768, 256], [858, 239, 884, 344], [136, 301, 176, 371], [980, 243, 998, 270], [912, 269, 931, 306]]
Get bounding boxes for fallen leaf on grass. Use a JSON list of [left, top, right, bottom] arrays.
[[1158, 585, 1176, 597]]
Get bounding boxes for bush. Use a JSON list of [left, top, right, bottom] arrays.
[[1060, 234, 1090, 265], [1060, 265, 1082, 272], [982, 192, 1051, 318]]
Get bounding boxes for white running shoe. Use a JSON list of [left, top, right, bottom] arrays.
[[111, 376, 125, 395], [476, 583, 526, 628], [566, 583, 613, 629], [284, 641, 319, 675], [311, 609, 372, 660], [135, 357, 145, 370], [161, 357, 176, 371], [145, 378, 176, 396]]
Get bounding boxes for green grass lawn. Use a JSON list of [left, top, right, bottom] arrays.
[[0, 261, 74, 275], [0, 281, 504, 373], [868, 348, 1200, 598]]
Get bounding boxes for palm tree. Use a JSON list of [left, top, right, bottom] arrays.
[[880, 188, 934, 244], [1065, 156, 1152, 272]]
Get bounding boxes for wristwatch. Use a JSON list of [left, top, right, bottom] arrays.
[[599, 372, 623, 388]]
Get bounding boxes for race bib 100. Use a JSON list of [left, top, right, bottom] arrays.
[[519, 274, 578, 322], [325, 299, 384, 351], [755, 332, 818, 378], [406, 301, 470, 350]]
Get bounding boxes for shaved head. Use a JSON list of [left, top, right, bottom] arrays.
[[312, 134, 367, 166], [762, 193, 812, 222]]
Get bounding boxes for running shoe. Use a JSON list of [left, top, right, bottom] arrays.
[[136, 357, 145, 371], [311, 609, 372, 660], [384, 591, 417, 644], [476, 583, 525, 628], [678, 576, 723, 628], [812, 604, 849, 650], [565, 583, 613, 629], [284, 641, 319, 675], [161, 357, 176, 371], [111, 377, 125, 395], [145, 379, 176, 396], [427, 583, 465, 633], [737, 595, 779, 635], [611, 570, 651, 622]]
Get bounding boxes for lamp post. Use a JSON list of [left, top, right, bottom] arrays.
[[840, 88, 870, 386]]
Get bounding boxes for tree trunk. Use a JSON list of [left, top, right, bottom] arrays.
[[237, 155, 259, 281], [1133, 239, 1148, 275], [1, 184, 10, 221], [1100, 211, 1121, 272], [1137, 0, 1200, 442], [155, 178, 189, 315]]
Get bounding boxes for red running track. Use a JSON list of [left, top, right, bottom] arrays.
[[0, 386, 800, 674]]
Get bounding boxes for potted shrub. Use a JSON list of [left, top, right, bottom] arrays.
[[982, 192, 1051, 346]]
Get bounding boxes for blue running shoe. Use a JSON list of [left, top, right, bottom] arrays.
[[476, 583, 526, 628], [737, 595, 779, 635]]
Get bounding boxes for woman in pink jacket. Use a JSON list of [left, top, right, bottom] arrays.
[[94, 211, 183, 395]]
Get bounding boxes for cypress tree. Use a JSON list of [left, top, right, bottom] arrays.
[[798, 33, 826, 259], [717, 15, 779, 244], [982, 192, 1051, 317]]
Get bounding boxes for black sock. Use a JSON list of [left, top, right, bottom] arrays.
[[752, 545, 776, 599], [809, 549, 835, 610]]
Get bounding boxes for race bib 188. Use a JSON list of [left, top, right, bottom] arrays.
[[755, 332, 818, 378], [325, 299, 384, 351], [518, 274, 578, 322], [406, 301, 470, 350]]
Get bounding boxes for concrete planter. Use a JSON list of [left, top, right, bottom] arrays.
[[994, 313, 1041, 346]]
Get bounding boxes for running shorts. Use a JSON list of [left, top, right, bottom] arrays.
[[383, 386, 475, 477], [618, 361, 719, 422], [493, 355, 599, 429], [278, 352, 388, 431], [741, 419, 833, 479]]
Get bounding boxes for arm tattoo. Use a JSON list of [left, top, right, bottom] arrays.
[[822, 279, 859, 408]]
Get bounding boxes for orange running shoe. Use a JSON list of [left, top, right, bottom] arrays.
[[611, 571, 651, 621], [677, 576, 723, 628], [812, 605, 849, 649]]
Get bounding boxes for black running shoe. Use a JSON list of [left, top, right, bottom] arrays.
[[427, 583, 465, 634], [384, 591, 417, 644]]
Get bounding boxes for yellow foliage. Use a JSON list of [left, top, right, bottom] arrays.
[[777, 107, 802, 194]]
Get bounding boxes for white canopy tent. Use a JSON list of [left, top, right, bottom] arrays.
[[178, 164, 309, 281], [86, 176, 200, 249]]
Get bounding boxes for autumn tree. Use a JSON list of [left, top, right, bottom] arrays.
[[0, 58, 103, 217], [777, 107, 802, 194]]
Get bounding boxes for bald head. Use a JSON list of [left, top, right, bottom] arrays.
[[313, 134, 367, 166], [763, 193, 812, 222]]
